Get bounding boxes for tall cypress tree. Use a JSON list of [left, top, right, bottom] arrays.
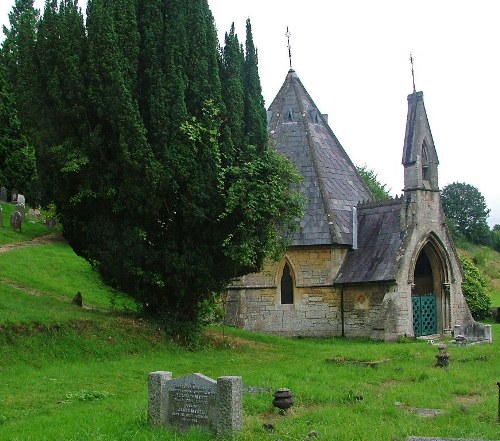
[[0, 66, 37, 193], [243, 18, 267, 152], [8, 0, 303, 340], [220, 23, 245, 161], [2, 0, 41, 138]]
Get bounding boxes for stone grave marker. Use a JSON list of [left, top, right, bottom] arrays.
[[10, 211, 21, 232], [17, 194, 25, 205], [11, 188, 18, 203], [0, 206, 3, 228], [16, 203, 25, 220], [0, 187, 7, 203], [148, 371, 242, 438]]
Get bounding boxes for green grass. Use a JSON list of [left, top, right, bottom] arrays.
[[0, 203, 51, 245], [0, 213, 499, 440]]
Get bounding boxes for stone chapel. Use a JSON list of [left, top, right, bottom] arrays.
[[225, 69, 473, 340]]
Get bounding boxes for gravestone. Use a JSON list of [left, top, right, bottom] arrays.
[[0, 187, 7, 202], [17, 194, 25, 205], [148, 371, 242, 438], [0, 206, 3, 228], [11, 188, 18, 203], [10, 211, 21, 232], [16, 203, 25, 220]]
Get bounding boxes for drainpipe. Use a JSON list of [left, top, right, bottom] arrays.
[[340, 284, 345, 337]]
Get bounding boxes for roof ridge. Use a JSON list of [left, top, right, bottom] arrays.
[[291, 76, 341, 243], [358, 196, 403, 209]]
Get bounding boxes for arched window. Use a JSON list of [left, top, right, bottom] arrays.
[[281, 262, 294, 304], [421, 140, 430, 182]]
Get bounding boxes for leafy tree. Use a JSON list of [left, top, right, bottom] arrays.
[[441, 182, 491, 245], [356, 164, 391, 201], [459, 254, 491, 320], [11, 0, 302, 341]]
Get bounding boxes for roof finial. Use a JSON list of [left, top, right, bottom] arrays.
[[286, 26, 293, 70], [410, 53, 416, 93]]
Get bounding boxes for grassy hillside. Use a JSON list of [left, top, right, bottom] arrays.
[[0, 204, 499, 440]]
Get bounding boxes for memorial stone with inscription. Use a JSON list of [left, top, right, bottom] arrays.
[[10, 211, 21, 232], [148, 371, 242, 438]]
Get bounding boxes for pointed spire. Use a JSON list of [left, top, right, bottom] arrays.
[[286, 26, 293, 70], [410, 53, 416, 93]]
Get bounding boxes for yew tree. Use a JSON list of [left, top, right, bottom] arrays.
[[5, 0, 302, 338]]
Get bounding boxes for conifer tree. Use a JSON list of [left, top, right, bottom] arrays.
[[0, 66, 37, 194], [2, 0, 40, 137], [243, 19, 267, 152], [220, 23, 245, 159], [7, 0, 303, 340]]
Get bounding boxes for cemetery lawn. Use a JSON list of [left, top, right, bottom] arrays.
[[0, 225, 499, 440], [0, 203, 50, 246]]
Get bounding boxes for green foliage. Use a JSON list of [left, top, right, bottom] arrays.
[[356, 164, 392, 201], [65, 390, 112, 402], [441, 182, 491, 245], [0, 66, 37, 197], [7, 0, 302, 341], [459, 254, 491, 320], [491, 226, 500, 253]]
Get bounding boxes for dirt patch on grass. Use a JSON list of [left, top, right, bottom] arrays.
[[380, 379, 399, 388], [0, 233, 65, 254], [203, 329, 272, 350], [454, 394, 482, 405]]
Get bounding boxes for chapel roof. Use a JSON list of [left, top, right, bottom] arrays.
[[267, 70, 374, 246], [335, 199, 406, 284]]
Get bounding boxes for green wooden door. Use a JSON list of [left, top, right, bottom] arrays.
[[412, 294, 437, 337]]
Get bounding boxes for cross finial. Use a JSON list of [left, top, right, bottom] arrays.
[[410, 53, 416, 93], [286, 27, 292, 70]]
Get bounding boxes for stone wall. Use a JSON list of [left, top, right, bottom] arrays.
[[225, 247, 397, 338]]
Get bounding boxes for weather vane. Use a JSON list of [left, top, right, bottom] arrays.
[[286, 27, 293, 70], [410, 53, 416, 93]]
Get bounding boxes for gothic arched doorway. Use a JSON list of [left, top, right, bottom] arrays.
[[411, 237, 452, 337], [412, 250, 437, 336]]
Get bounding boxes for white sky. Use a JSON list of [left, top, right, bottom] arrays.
[[1, 0, 499, 226]]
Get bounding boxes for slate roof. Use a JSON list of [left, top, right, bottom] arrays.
[[268, 70, 374, 246], [335, 199, 406, 284]]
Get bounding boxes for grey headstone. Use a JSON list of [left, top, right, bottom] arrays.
[[148, 371, 172, 426], [165, 373, 217, 433], [16, 203, 25, 220], [149, 371, 243, 438], [11, 188, 18, 203], [17, 194, 25, 205], [10, 211, 21, 232], [0, 206, 3, 228], [46, 218, 56, 229], [0, 187, 7, 203]]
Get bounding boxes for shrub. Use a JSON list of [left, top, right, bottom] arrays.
[[459, 254, 491, 320]]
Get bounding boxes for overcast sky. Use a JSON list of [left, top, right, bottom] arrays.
[[2, 1, 499, 226]]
